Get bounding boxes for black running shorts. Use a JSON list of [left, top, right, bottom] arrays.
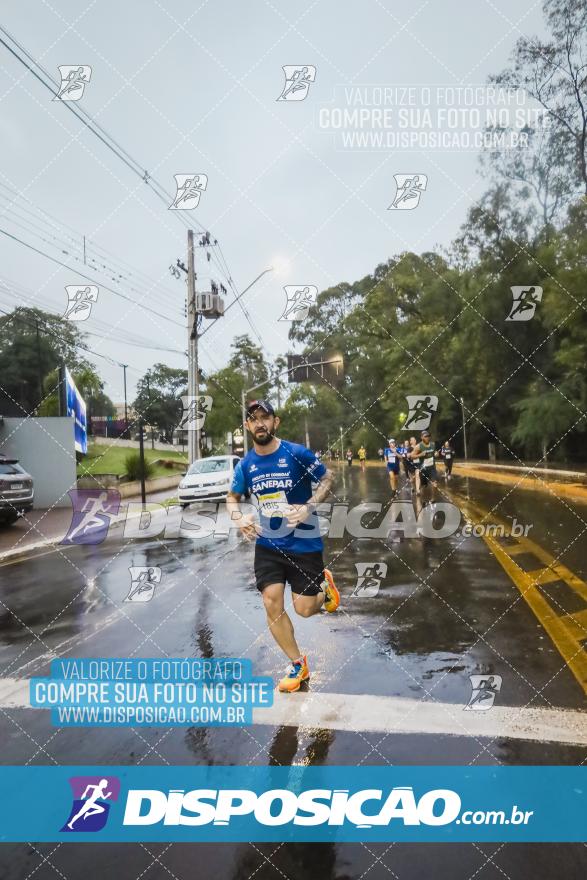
[[254, 544, 325, 595], [420, 466, 439, 485]]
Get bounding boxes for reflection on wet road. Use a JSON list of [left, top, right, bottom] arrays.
[[0, 465, 585, 878]]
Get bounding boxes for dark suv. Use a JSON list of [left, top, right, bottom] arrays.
[[0, 457, 34, 525]]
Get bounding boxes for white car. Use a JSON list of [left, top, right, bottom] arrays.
[[178, 455, 241, 507]]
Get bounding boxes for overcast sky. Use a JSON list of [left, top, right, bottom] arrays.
[[0, 0, 546, 403]]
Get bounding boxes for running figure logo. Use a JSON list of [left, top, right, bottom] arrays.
[[61, 489, 120, 545], [63, 285, 99, 322], [351, 562, 388, 598], [178, 395, 213, 432], [278, 286, 318, 321], [465, 674, 503, 711], [506, 286, 543, 322], [388, 174, 428, 210], [61, 776, 120, 832], [169, 174, 208, 210], [55, 65, 92, 101], [403, 395, 438, 431], [125, 566, 162, 602], [277, 65, 316, 101]]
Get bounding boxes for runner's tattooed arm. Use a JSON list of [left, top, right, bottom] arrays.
[[286, 468, 337, 526], [309, 467, 336, 507]]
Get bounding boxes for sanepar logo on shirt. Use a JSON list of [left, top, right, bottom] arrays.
[[123, 786, 462, 827]]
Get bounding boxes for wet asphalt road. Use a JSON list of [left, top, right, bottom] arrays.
[[0, 464, 585, 879]]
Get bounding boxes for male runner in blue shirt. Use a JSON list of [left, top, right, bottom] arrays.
[[227, 400, 340, 693], [383, 438, 400, 494]]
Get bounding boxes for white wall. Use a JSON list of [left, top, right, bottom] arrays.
[[0, 417, 77, 508]]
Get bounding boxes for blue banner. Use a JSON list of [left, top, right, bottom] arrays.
[[0, 766, 584, 842]]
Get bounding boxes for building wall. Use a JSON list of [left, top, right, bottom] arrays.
[[0, 417, 77, 508], [113, 403, 135, 421]]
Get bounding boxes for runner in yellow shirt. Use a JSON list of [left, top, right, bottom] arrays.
[[358, 445, 367, 472]]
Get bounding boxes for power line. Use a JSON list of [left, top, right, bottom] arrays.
[[0, 279, 187, 359], [1, 27, 204, 237], [0, 306, 188, 421], [0, 184, 185, 316], [0, 227, 186, 328], [0, 26, 267, 348], [0, 305, 125, 368]]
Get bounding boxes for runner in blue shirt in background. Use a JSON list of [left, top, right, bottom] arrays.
[[383, 438, 401, 494]]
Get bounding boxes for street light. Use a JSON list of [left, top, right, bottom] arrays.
[[460, 396, 468, 460], [192, 266, 274, 463], [198, 267, 274, 340]]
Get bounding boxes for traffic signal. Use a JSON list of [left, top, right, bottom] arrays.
[[287, 351, 344, 385]]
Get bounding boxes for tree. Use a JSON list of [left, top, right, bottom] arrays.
[[133, 364, 188, 441], [204, 365, 246, 451], [0, 306, 91, 415], [272, 355, 288, 409], [229, 334, 269, 390], [202, 336, 272, 450], [481, 126, 572, 229], [485, 0, 587, 225]]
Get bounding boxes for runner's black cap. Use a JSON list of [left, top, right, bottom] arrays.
[[421, 429, 430, 437], [246, 399, 275, 417]]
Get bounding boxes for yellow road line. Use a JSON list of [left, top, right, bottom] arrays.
[[526, 567, 564, 586], [562, 609, 587, 644], [454, 494, 587, 696], [0, 547, 59, 567]]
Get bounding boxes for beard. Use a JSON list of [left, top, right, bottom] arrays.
[[253, 428, 273, 445]]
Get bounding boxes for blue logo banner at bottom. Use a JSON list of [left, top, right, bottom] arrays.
[[0, 766, 584, 842]]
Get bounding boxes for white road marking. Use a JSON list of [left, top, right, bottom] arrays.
[[1, 678, 585, 745], [253, 692, 587, 746], [0, 678, 31, 708]]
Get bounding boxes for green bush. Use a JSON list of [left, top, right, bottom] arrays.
[[160, 458, 183, 469], [124, 451, 154, 482]]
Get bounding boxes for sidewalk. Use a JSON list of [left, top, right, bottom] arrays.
[[0, 486, 178, 560], [454, 462, 587, 504]]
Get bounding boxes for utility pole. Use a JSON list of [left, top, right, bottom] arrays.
[[122, 364, 129, 439], [145, 375, 154, 450], [194, 315, 201, 461], [58, 363, 65, 417], [138, 416, 146, 505], [35, 320, 43, 411], [460, 396, 468, 460], [189, 263, 274, 459], [187, 229, 199, 463], [241, 387, 248, 454], [304, 415, 310, 449]]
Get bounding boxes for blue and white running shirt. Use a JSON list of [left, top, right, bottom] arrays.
[[231, 440, 326, 554]]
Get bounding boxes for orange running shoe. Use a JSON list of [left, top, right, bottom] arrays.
[[322, 568, 340, 612], [278, 656, 310, 693]]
